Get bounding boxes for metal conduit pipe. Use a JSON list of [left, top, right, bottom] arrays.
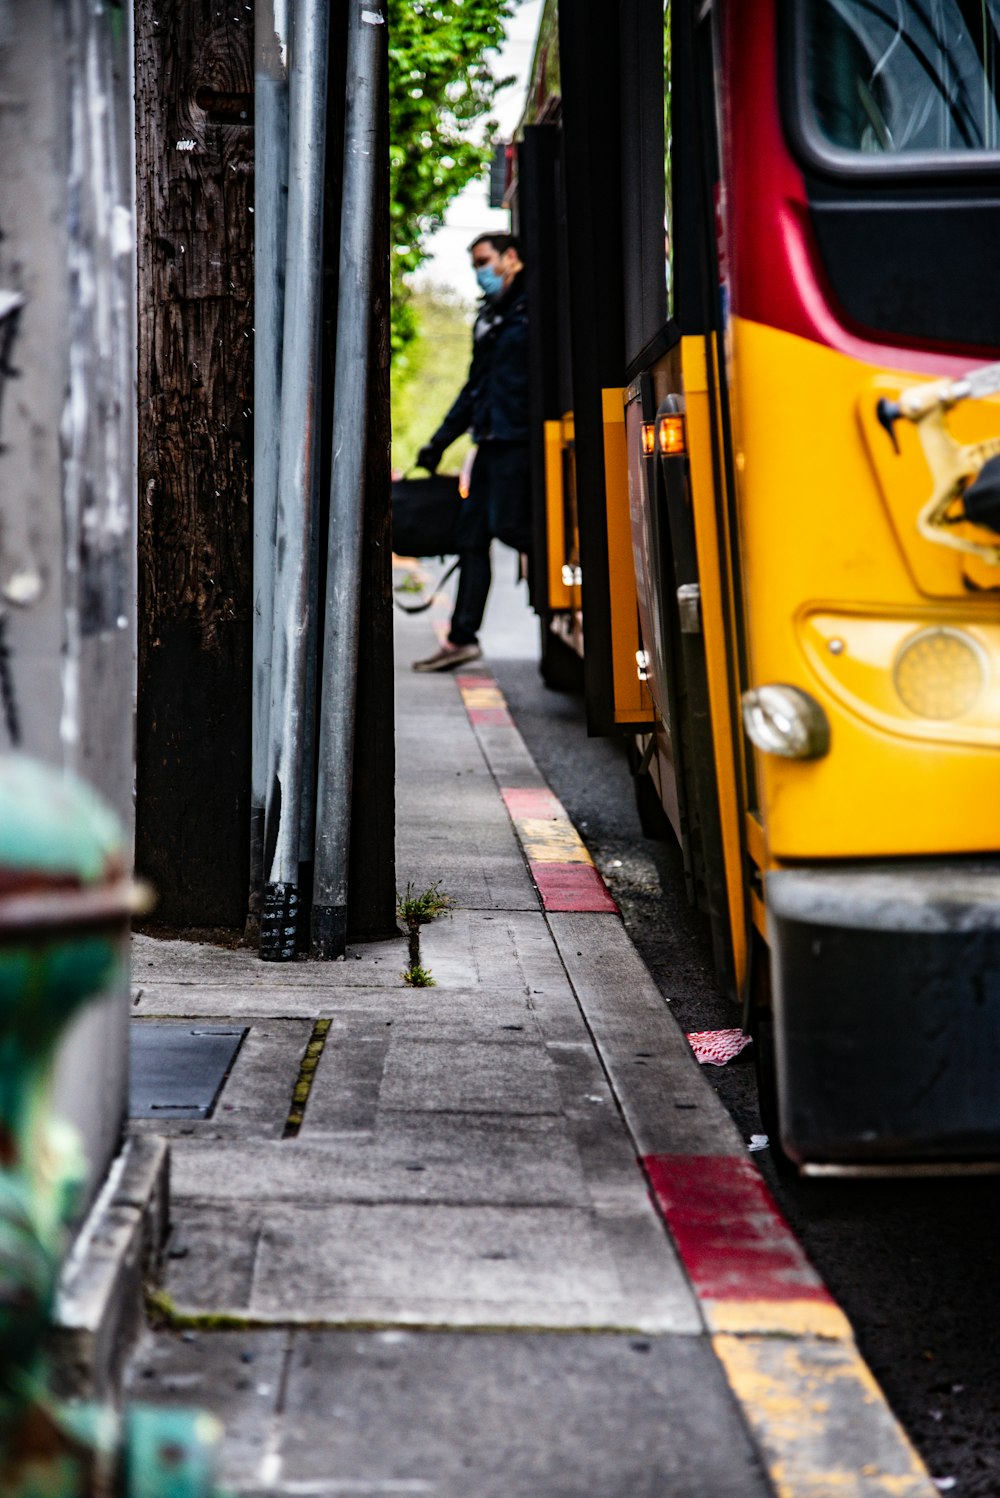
[[310, 0, 385, 958], [260, 0, 329, 961], [250, 0, 290, 929]]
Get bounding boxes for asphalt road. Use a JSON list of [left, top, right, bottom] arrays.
[[488, 644, 1000, 1498]]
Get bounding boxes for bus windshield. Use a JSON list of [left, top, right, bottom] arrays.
[[803, 0, 1000, 155]]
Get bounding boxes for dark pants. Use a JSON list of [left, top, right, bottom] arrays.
[[449, 441, 532, 646]]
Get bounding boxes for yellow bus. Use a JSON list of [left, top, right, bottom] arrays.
[[515, 0, 1000, 1171]]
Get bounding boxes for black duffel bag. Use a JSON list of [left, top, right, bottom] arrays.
[[391, 473, 461, 558]]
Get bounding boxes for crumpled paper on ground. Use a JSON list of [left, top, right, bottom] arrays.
[[686, 1028, 753, 1066]]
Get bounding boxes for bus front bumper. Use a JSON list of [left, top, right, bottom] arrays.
[[767, 860, 1000, 1168]]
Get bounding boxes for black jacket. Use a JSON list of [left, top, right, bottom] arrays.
[[432, 272, 529, 449]]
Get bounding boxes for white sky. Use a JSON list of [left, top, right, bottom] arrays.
[[413, 0, 544, 296]]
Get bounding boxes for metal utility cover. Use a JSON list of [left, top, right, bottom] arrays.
[[130, 1023, 247, 1119]]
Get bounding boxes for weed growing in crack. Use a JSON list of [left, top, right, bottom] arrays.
[[397, 882, 453, 926], [402, 963, 436, 988], [397, 881, 452, 984]]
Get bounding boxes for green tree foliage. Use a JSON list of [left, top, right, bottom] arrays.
[[388, 0, 514, 355]]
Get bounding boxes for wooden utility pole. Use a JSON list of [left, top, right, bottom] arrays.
[[134, 1, 254, 927]]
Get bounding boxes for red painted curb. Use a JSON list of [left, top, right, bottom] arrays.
[[530, 861, 620, 914], [502, 786, 566, 820], [459, 684, 618, 913], [642, 1153, 833, 1304], [467, 706, 514, 727]]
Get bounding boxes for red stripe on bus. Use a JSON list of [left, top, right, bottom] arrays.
[[725, 0, 985, 372], [530, 861, 619, 913], [642, 1153, 833, 1303]]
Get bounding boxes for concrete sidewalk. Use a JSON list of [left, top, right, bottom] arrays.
[[125, 560, 936, 1497]]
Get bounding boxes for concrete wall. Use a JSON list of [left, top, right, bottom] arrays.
[[0, 0, 136, 1200]]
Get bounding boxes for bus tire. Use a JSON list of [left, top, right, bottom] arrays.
[[539, 619, 584, 692], [626, 738, 673, 841]]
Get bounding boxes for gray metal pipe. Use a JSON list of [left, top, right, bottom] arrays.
[[260, 0, 329, 960], [250, 0, 290, 926], [310, 0, 385, 958]]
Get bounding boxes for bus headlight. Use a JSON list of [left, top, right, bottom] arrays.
[[893, 627, 986, 720], [742, 684, 831, 760]]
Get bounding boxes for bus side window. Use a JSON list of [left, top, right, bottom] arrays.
[[806, 3, 892, 152], [802, 0, 1000, 156]]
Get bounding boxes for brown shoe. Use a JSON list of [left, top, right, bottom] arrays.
[[412, 641, 482, 673]]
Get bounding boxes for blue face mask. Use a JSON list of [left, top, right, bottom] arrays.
[[475, 265, 504, 298]]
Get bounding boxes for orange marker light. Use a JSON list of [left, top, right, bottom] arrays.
[[641, 423, 656, 456], [658, 415, 685, 456]]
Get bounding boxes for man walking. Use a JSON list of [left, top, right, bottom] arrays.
[[411, 232, 530, 672]]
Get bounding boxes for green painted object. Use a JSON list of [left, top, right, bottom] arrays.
[[0, 755, 225, 1496], [0, 759, 128, 1374], [0, 755, 123, 886], [2, 1400, 227, 1498], [124, 1408, 228, 1498]]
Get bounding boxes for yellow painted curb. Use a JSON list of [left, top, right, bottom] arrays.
[[706, 1297, 853, 1340], [516, 817, 594, 865], [713, 1334, 938, 1497], [460, 686, 507, 711]]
